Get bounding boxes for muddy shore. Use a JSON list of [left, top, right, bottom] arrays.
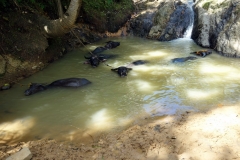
[[1, 104, 240, 160]]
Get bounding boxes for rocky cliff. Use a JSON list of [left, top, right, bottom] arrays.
[[192, 0, 240, 57], [127, 0, 193, 40]]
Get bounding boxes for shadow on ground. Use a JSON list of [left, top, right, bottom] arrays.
[[1, 104, 240, 160]]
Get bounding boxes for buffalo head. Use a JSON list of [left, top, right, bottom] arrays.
[[85, 55, 100, 67], [85, 55, 107, 67], [24, 83, 47, 96], [111, 66, 132, 77]]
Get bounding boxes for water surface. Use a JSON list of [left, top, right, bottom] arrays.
[[1, 36, 240, 145]]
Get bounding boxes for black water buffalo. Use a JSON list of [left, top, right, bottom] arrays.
[[84, 54, 118, 67], [84, 54, 106, 67], [91, 41, 120, 54], [111, 66, 132, 77], [92, 47, 107, 54], [131, 60, 148, 65], [104, 41, 120, 49], [24, 83, 47, 96], [24, 78, 91, 96], [172, 56, 197, 63], [190, 50, 212, 57], [85, 41, 120, 67]]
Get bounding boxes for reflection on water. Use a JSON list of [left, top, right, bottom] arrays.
[[1, 36, 240, 145]]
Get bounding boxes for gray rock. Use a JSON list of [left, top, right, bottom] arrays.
[[128, 0, 193, 41], [6, 147, 32, 160], [192, 0, 240, 57]]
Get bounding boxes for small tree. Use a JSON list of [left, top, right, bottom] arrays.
[[42, 0, 82, 37]]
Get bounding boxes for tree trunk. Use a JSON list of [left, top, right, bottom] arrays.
[[43, 0, 82, 37], [56, 0, 64, 18]]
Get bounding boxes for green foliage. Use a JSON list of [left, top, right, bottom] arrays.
[[83, 0, 132, 13], [0, 0, 7, 7], [202, 1, 212, 10], [0, 0, 70, 15], [82, 0, 134, 21]]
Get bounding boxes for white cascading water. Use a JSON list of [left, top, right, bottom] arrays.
[[183, 0, 194, 38]]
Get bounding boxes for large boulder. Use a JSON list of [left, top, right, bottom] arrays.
[[127, 0, 162, 37], [192, 0, 240, 57], [128, 0, 193, 41], [157, 0, 193, 41]]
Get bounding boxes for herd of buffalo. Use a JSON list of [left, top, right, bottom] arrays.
[[24, 40, 212, 96]]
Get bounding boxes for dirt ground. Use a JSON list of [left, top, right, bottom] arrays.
[[1, 104, 240, 160]]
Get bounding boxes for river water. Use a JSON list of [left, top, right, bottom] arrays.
[[1, 36, 240, 145]]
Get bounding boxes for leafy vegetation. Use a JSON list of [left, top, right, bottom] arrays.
[[0, 0, 70, 18], [82, 0, 134, 32], [202, 1, 212, 10]]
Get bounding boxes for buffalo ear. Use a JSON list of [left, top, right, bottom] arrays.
[[111, 68, 118, 72]]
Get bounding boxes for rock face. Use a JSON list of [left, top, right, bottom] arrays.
[[192, 0, 240, 57], [128, 0, 193, 41], [127, 0, 162, 38]]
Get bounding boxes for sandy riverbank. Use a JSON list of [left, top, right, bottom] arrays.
[[1, 104, 240, 160]]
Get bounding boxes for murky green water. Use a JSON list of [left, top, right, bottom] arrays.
[[1, 36, 240, 145]]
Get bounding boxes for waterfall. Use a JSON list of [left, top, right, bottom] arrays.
[[183, 0, 194, 38]]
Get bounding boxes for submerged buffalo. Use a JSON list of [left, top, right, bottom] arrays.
[[84, 54, 106, 67], [126, 60, 149, 67], [172, 56, 197, 63], [131, 60, 148, 65], [190, 50, 212, 57], [92, 47, 107, 54], [111, 66, 132, 77], [85, 41, 120, 67], [91, 41, 120, 54], [104, 41, 120, 49], [24, 78, 91, 96], [84, 54, 118, 67]]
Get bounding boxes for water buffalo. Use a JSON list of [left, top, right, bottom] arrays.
[[84, 53, 119, 67], [24, 83, 47, 96], [111, 66, 132, 77], [104, 41, 120, 49], [190, 50, 212, 57], [172, 56, 197, 63], [131, 60, 148, 65], [24, 78, 91, 96], [91, 41, 120, 54], [85, 41, 120, 67], [92, 47, 107, 54], [84, 54, 106, 67]]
